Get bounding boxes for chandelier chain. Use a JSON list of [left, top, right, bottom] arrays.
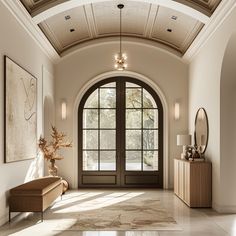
[[120, 6, 122, 55], [114, 3, 127, 71]]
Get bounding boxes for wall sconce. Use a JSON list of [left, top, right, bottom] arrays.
[[61, 100, 67, 120], [174, 102, 180, 120]]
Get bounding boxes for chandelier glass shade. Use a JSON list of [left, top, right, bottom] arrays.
[[114, 52, 127, 71], [114, 4, 127, 71]]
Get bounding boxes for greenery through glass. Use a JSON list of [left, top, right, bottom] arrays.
[[83, 85, 116, 171], [82, 81, 159, 172], [125, 83, 159, 171]]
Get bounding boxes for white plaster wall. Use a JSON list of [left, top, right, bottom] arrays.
[[55, 42, 189, 189], [0, 2, 54, 225], [43, 67, 55, 175], [189, 6, 236, 211], [220, 32, 236, 211], [43, 67, 55, 138]]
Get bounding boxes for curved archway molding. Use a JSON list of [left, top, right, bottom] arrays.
[[33, 0, 209, 24], [72, 70, 169, 189], [219, 31, 236, 212], [60, 36, 183, 60]]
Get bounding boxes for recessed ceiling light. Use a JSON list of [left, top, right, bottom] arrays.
[[171, 15, 177, 20], [70, 28, 75, 32], [167, 28, 172, 32], [65, 15, 71, 20]]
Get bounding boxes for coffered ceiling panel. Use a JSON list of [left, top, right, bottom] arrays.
[[92, 1, 150, 36], [39, 6, 91, 53], [151, 6, 203, 53], [38, 1, 205, 55], [185, 0, 221, 14], [20, 0, 55, 13], [18, 0, 222, 57], [20, 0, 221, 16]]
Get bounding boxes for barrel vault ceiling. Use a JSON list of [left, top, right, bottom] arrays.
[[18, 0, 222, 57]]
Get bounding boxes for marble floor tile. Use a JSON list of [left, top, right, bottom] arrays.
[[1, 189, 236, 236]]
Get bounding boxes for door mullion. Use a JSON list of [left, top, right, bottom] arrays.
[[118, 78, 126, 186], [98, 88, 100, 171], [116, 79, 121, 186], [141, 87, 143, 171]]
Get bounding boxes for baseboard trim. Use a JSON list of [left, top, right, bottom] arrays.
[[0, 210, 21, 227], [0, 212, 9, 227], [213, 202, 236, 213]]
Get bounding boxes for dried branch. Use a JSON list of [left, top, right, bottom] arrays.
[[38, 126, 72, 161]]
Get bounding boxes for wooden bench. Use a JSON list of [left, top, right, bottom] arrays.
[[9, 177, 62, 222]]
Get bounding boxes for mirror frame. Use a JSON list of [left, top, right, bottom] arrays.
[[194, 107, 209, 154]]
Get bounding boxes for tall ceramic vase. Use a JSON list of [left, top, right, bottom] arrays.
[[48, 159, 58, 176]]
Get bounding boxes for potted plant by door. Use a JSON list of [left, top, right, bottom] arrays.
[[38, 126, 72, 176]]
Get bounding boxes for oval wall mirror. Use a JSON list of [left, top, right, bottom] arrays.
[[194, 108, 209, 154]]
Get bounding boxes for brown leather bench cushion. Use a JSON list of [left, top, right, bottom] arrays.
[[10, 177, 62, 196]]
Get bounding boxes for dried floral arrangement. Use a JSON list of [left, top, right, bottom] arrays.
[[38, 126, 72, 161]]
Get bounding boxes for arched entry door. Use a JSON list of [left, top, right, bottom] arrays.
[[78, 77, 163, 187]]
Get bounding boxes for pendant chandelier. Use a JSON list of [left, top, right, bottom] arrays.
[[114, 4, 127, 71]]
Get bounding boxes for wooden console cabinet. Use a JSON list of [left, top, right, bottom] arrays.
[[174, 158, 212, 207]]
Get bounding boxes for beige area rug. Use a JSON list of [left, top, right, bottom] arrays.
[[49, 190, 181, 231]]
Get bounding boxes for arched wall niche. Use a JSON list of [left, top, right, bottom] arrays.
[[220, 31, 236, 211], [72, 71, 170, 189]]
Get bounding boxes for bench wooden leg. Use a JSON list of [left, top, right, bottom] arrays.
[[9, 210, 11, 223], [41, 212, 43, 222]]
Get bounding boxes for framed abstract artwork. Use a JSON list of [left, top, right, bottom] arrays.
[[4, 56, 37, 163]]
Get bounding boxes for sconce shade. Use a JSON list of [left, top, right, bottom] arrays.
[[177, 134, 191, 146], [61, 101, 67, 120], [174, 102, 180, 120]]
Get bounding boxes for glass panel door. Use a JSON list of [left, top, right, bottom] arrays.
[[82, 82, 117, 172], [78, 77, 163, 187], [125, 82, 159, 171]]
